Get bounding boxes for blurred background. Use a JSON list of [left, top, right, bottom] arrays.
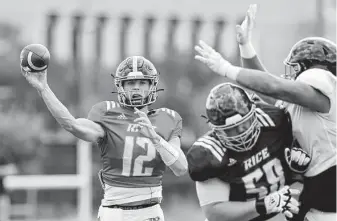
[[0, 0, 335, 220]]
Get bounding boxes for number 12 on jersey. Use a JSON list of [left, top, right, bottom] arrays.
[[122, 136, 157, 176]]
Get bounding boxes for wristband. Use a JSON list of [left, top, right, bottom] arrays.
[[153, 137, 180, 166], [226, 65, 241, 81], [255, 198, 267, 215], [239, 43, 257, 59]]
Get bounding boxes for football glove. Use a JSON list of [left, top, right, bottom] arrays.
[[285, 147, 311, 173], [256, 186, 300, 219]]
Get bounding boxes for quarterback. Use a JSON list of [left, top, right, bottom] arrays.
[[187, 82, 310, 221], [21, 56, 188, 221], [195, 4, 336, 221]]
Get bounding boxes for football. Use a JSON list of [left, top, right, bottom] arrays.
[[20, 44, 50, 72]]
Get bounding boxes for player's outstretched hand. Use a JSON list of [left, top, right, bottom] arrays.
[[285, 147, 311, 173], [236, 4, 257, 45], [134, 107, 158, 141], [256, 186, 300, 219], [194, 40, 233, 77], [21, 68, 48, 92]]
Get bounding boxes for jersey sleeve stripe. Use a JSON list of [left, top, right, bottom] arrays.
[[160, 108, 176, 117], [256, 114, 269, 126], [194, 141, 222, 162], [199, 137, 225, 156], [256, 108, 276, 126], [198, 139, 224, 157], [204, 136, 223, 147], [106, 101, 111, 111]]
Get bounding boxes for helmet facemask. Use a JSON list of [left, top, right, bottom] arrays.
[[113, 56, 159, 108], [206, 83, 261, 152], [210, 105, 261, 152], [115, 77, 159, 107], [282, 60, 302, 80]]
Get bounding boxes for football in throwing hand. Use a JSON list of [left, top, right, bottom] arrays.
[[20, 44, 50, 72]]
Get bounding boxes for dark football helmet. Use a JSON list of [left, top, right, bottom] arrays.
[[283, 37, 336, 79], [113, 56, 159, 107], [206, 83, 261, 152]]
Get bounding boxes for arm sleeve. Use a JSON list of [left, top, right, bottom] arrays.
[[196, 178, 230, 207]]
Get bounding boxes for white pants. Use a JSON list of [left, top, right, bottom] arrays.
[[98, 204, 164, 221], [305, 209, 336, 221]]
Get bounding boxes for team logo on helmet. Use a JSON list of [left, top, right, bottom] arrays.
[[205, 83, 261, 152], [113, 56, 159, 107]]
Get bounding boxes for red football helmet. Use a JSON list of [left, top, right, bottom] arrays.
[[113, 56, 159, 107], [283, 37, 336, 79], [206, 83, 261, 152]]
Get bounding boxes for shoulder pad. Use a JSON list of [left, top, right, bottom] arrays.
[[193, 135, 226, 162], [87, 101, 120, 122], [255, 103, 289, 128], [297, 68, 334, 98], [187, 134, 229, 181], [157, 108, 180, 119], [105, 101, 121, 111]]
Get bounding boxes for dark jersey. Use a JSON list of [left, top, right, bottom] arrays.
[[88, 101, 182, 188], [187, 103, 294, 220]]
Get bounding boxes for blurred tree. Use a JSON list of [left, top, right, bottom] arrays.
[[144, 15, 156, 59], [46, 12, 59, 53], [165, 15, 180, 59], [0, 110, 46, 174], [93, 14, 108, 94], [71, 13, 85, 117], [213, 17, 227, 52], [119, 15, 133, 61], [190, 17, 204, 58]]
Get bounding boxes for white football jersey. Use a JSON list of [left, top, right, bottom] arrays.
[[283, 68, 336, 177]]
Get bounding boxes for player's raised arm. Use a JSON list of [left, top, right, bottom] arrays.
[[236, 4, 278, 105], [21, 69, 104, 143], [236, 5, 267, 72], [195, 38, 334, 113]]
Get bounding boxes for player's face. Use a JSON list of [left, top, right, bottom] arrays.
[[223, 116, 254, 137], [122, 79, 151, 105], [123, 79, 150, 91], [213, 107, 261, 152]]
